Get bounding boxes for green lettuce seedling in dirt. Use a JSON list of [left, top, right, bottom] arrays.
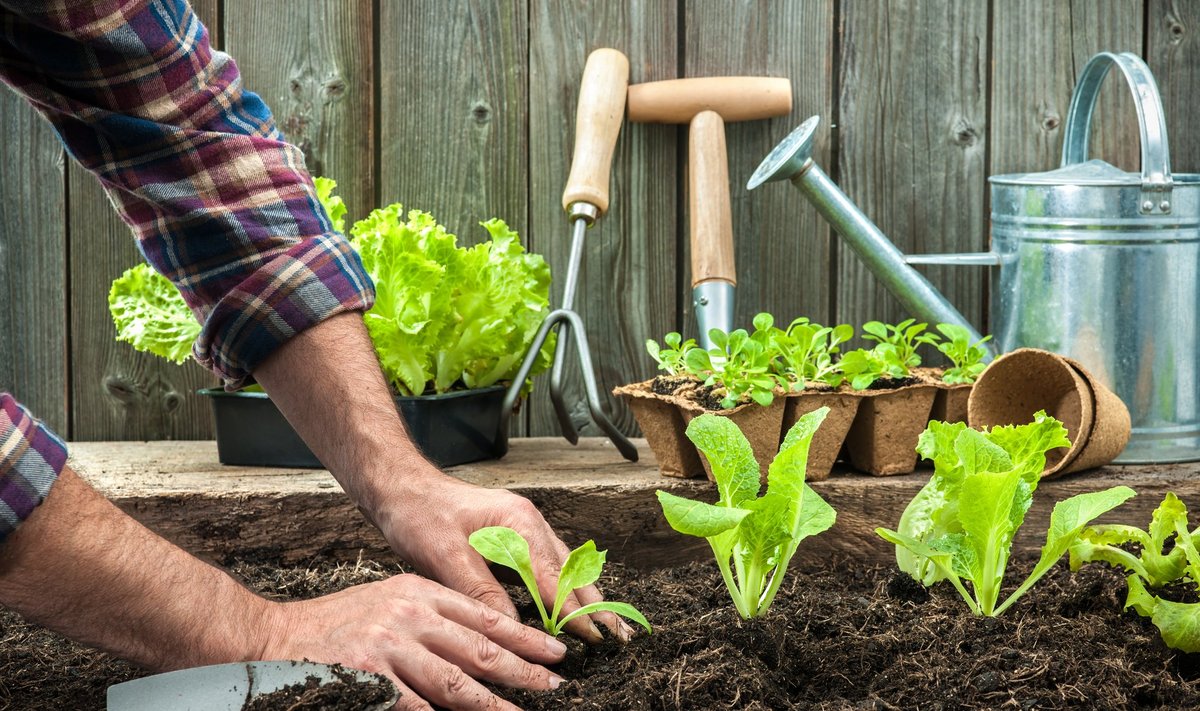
[[1070, 493, 1200, 652], [656, 408, 837, 619], [862, 319, 939, 371], [773, 317, 853, 390], [877, 412, 1135, 616], [935, 323, 991, 384], [468, 526, 651, 637]]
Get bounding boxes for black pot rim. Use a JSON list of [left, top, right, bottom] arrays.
[[197, 384, 510, 401]]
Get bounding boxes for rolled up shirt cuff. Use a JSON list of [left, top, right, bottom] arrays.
[[192, 232, 376, 388], [0, 394, 68, 544]]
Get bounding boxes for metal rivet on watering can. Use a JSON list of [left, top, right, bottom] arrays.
[[698, 296, 709, 306], [1161, 200, 1172, 213], [1142, 200, 1155, 212]]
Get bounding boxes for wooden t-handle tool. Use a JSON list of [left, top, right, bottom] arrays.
[[628, 76, 792, 347]]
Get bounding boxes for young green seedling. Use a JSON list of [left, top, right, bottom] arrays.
[[657, 408, 837, 619], [468, 526, 651, 637], [684, 327, 780, 408], [1070, 493, 1200, 652], [935, 323, 992, 384], [878, 413, 1135, 616], [861, 318, 939, 371], [774, 318, 853, 390], [646, 331, 699, 377]]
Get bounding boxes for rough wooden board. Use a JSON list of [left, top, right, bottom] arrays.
[[1149, 0, 1200, 173], [69, 438, 1200, 571], [0, 89, 67, 434], [836, 0, 989, 340]]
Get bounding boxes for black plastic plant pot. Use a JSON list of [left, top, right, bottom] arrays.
[[199, 385, 510, 469]]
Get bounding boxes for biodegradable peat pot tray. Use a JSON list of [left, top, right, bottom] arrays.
[[914, 367, 972, 424], [781, 388, 860, 482], [843, 380, 937, 476], [679, 397, 787, 482], [613, 380, 704, 478], [200, 385, 509, 469], [967, 348, 1131, 477]]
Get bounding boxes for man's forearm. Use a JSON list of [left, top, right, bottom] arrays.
[[0, 466, 276, 670], [252, 311, 440, 526]]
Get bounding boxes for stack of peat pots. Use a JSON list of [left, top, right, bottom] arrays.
[[617, 347, 1130, 482], [615, 370, 971, 481]]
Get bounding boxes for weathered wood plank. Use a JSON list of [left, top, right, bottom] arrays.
[[836, 0, 989, 340], [682, 0, 834, 334], [222, 0, 375, 224], [1148, 0, 1200, 173], [525, 1, 680, 437], [0, 91, 67, 435], [66, 1, 222, 441], [70, 438, 1197, 571], [990, 1, 1142, 180]]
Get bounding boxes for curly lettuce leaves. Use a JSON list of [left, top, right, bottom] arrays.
[[350, 205, 554, 396], [108, 263, 200, 364], [880, 412, 1134, 616], [313, 176, 347, 234]]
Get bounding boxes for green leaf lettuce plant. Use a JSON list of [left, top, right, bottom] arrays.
[[683, 326, 780, 409], [878, 412, 1135, 616], [645, 332, 698, 377], [773, 317, 853, 390], [108, 263, 201, 364], [468, 526, 651, 637], [935, 323, 991, 385], [1070, 493, 1200, 652], [656, 408, 837, 618]]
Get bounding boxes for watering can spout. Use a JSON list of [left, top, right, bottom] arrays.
[[749, 116, 995, 357]]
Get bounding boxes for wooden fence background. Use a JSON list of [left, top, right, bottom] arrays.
[[1, 0, 1197, 442]]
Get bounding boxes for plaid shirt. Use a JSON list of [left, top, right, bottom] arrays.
[[0, 0, 375, 541]]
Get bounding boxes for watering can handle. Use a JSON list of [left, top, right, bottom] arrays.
[[1060, 51, 1173, 213]]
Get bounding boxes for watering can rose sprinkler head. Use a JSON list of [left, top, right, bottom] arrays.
[[747, 115, 994, 356]]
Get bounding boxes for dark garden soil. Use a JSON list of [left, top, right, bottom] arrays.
[[241, 664, 394, 710], [3, 554, 1200, 710]]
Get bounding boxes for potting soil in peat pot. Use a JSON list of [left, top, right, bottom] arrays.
[[8, 556, 1200, 710]]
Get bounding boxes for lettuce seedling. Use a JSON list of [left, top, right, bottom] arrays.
[[935, 323, 992, 384], [774, 317, 853, 390], [878, 413, 1135, 616], [646, 332, 699, 377], [838, 346, 904, 390], [862, 319, 939, 371], [1070, 493, 1200, 652], [684, 327, 780, 408], [657, 409, 837, 618], [468, 526, 651, 637]]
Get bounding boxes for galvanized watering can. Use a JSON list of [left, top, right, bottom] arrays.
[[749, 51, 1200, 464]]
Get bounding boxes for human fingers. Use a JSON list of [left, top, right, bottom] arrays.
[[422, 616, 563, 692], [427, 580, 567, 665], [382, 675, 432, 711], [393, 648, 523, 711], [435, 551, 521, 622]]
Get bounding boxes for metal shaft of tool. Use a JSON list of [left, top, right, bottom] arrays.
[[792, 161, 993, 351], [548, 217, 591, 442]]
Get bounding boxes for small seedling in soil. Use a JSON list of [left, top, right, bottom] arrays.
[[935, 323, 992, 384], [468, 527, 651, 636], [861, 319, 939, 370], [878, 412, 1136, 616], [656, 408, 837, 619], [773, 317, 853, 390], [684, 327, 780, 409], [646, 331, 698, 377], [1071, 492, 1200, 652]]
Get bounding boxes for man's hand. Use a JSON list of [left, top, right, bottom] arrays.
[[370, 468, 635, 643], [263, 573, 566, 711], [254, 313, 633, 643]]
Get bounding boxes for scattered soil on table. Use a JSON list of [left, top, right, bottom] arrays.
[[241, 665, 393, 711], [4, 554, 1200, 710]]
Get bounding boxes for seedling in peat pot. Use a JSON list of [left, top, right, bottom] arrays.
[[774, 318, 854, 390], [468, 526, 651, 637], [656, 408, 837, 619], [684, 327, 780, 409], [935, 323, 992, 384], [877, 412, 1135, 616], [646, 332, 699, 377], [861, 319, 939, 372]]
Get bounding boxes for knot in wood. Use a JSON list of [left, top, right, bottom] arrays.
[[323, 77, 347, 100], [1169, 21, 1186, 43], [1041, 113, 1061, 132], [471, 102, 492, 124], [162, 390, 183, 413], [103, 375, 138, 404], [951, 118, 978, 147]]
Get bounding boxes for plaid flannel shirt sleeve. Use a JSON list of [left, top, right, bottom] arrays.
[[0, 0, 375, 388], [0, 394, 68, 544]]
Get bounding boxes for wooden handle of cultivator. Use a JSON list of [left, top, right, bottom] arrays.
[[561, 48, 630, 217], [689, 111, 736, 287], [627, 76, 792, 124]]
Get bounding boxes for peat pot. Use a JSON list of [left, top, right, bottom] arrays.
[[200, 385, 509, 468]]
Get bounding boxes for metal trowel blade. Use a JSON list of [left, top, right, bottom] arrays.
[[106, 660, 398, 711]]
